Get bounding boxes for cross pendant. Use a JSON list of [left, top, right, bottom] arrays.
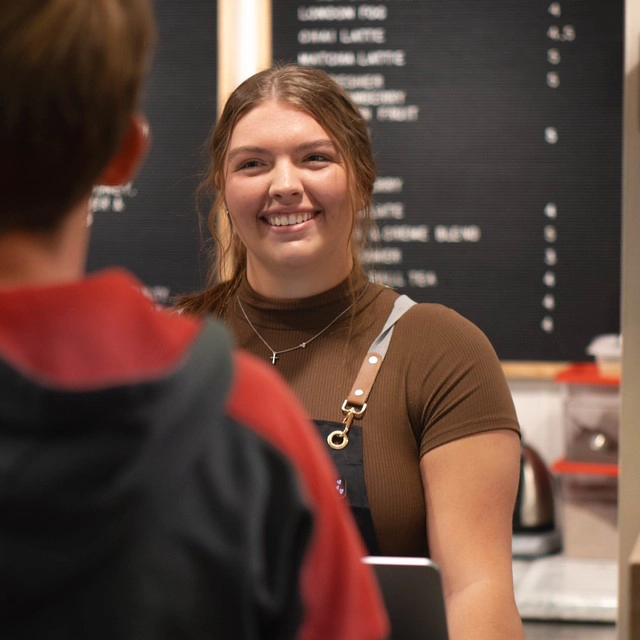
[[270, 352, 278, 365]]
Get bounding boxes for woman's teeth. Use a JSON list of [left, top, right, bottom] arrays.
[[266, 212, 314, 227]]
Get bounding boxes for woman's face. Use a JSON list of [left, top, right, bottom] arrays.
[[224, 100, 354, 297]]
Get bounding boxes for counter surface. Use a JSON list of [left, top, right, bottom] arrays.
[[523, 621, 615, 639]]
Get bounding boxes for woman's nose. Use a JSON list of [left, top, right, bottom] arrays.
[[269, 161, 302, 199]]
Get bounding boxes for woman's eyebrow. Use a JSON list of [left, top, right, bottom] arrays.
[[298, 139, 336, 152], [227, 146, 266, 162], [227, 139, 337, 162]]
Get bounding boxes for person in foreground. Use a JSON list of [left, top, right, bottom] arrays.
[[0, 4, 389, 639], [177, 64, 525, 639]]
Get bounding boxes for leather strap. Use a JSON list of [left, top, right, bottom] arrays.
[[345, 294, 416, 409], [328, 294, 416, 450]]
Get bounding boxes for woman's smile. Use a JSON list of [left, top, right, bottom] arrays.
[[261, 209, 318, 229]]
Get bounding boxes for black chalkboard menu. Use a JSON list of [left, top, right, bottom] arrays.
[[87, 0, 217, 305], [272, 0, 623, 362]]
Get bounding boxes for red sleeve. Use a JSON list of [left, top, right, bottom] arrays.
[[226, 351, 389, 640]]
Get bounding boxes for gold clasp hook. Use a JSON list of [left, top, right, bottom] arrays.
[[327, 400, 367, 450]]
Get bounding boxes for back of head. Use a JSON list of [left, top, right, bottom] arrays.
[[0, 0, 155, 233]]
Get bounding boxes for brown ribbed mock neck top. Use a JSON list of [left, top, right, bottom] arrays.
[[219, 269, 520, 555]]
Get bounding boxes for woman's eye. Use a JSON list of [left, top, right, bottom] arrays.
[[305, 153, 331, 163], [236, 159, 262, 171]]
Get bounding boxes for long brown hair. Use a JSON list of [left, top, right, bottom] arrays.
[[176, 64, 376, 315]]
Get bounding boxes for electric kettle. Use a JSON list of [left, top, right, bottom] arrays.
[[513, 442, 556, 533]]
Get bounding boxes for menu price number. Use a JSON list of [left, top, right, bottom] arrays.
[[541, 202, 558, 334], [545, 3, 576, 91], [542, 3, 568, 335], [546, 24, 576, 43]]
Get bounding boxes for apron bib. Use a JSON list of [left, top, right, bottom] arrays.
[[314, 419, 379, 554]]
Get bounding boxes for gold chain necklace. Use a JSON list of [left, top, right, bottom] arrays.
[[236, 284, 368, 365]]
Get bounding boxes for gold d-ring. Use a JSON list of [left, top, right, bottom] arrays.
[[327, 430, 349, 450]]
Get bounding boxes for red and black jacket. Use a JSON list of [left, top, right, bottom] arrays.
[[0, 270, 388, 640]]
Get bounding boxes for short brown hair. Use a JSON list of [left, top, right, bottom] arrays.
[[179, 64, 376, 314], [0, 0, 156, 232]]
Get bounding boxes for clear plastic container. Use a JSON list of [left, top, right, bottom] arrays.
[[586, 334, 622, 378]]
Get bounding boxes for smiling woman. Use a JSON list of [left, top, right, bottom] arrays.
[[178, 64, 375, 310], [176, 64, 524, 640]]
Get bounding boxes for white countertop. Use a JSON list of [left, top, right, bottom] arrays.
[[514, 554, 617, 624]]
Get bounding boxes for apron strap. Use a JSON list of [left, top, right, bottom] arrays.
[[346, 294, 416, 406], [328, 294, 416, 450]]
